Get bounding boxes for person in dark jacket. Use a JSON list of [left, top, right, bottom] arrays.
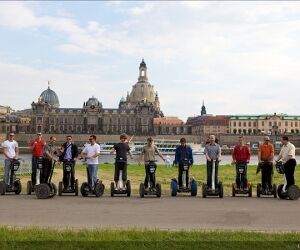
[[174, 138, 193, 188], [59, 135, 79, 189]]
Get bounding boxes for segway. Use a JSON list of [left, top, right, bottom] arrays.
[[35, 160, 57, 199], [27, 157, 43, 195], [0, 158, 22, 195], [170, 159, 197, 197], [58, 160, 78, 196], [231, 161, 252, 197], [139, 161, 161, 198], [256, 161, 277, 198], [202, 160, 223, 198], [80, 159, 104, 197], [276, 161, 300, 200], [111, 157, 131, 197]]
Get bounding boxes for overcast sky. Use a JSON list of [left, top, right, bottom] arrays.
[[0, 1, 299, 121]]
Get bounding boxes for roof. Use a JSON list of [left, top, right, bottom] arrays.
[[153, 117, 184, 125]]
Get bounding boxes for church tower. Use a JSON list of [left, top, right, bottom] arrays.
[[201, 100, 207, 116]]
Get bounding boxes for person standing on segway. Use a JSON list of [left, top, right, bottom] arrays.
[[232, 136, 250, 191], [204, 134, 221, 191], [2, 132, 19, 185], [81, 135, 101, 190], [174, 138, 193, 188], [30, 132, 46, 188], [276, 136, 297, 195], [140, 137, 165, 191], [59, 135, 78, 190], [258, 136, 274, 190], [42, 136, 59, 184], [111, 134, 133, 188]]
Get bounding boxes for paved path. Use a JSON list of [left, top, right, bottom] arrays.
[[0, 195, 299, 231]]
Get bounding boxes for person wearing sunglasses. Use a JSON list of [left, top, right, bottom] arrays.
[[2, 132, 19, 185], [258, 136, 274, 191], [59, 135, 79, 189], [29, 132, 46, 187]]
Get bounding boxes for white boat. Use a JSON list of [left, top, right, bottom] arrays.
[[100, 139, 204, 155]]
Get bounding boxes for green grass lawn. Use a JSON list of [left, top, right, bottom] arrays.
[[0, 227, 299, 250], [0, 163, 299, 195]]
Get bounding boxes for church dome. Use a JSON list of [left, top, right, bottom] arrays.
[[127, 59, 157, 103], [86, 96, 100, 107], [40, 85, 60, 108]]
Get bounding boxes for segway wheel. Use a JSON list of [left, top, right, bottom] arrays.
[[36, 184, 50, 199], [256, 183, 261, 198], [14, 180, 22, 195], [75, 179, 79, 196], [272, 184, 277, 198], [110, 182, 115, 197], [80, 182, 89, 197], [190, 179, 197, 197], [202, 183, 207, 198], [171, 179, 177, 197], [287, 185, 300, 200], [277, 184, 285, 199], [0, 181, 6, 195], [156, 183, 162, 198], [219, 182, 224, 198], [232, 183, 236, 197], [126, 180, 131, 197], [139, 183, 145, 198], [58, 181, 63, 196], [248, 183, 252, 197], [94, 182, 104, 197], [27, 180, 32, 195]]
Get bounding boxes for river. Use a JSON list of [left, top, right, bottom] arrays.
[[1, 154, 300, 166]]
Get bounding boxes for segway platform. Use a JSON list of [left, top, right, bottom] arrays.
[[232, 163, 252, 197], [111, 180, 131, 197], [0, 159, 22, 195], [80, 180, 105, 197], [202, 182, 224, 198], [256, 183, 277, 198], [58, 161, 79, 196]]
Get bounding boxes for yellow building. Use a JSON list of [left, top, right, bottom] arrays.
[[230, 114, 300, 135]]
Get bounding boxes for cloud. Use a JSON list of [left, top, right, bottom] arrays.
[[1, 2, 300, 120]]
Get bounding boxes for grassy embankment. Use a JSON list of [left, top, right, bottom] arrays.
[[0, 227, 299, 250], [0, 163, 299, 195]]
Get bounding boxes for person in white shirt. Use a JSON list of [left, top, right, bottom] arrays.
[[81, 135, 100, 189], [276, 136, 297, 192], [2, 132, 19, 185]]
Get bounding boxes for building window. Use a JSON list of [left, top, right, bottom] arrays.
[[285, 121, 288, 126], [243, 122, 246, 126], [269, 122, 272, 126], [262, 121, 264, 126], [238, 122, 241, 127], [291, 122, 293, 127], [248, 122, 251, 126], [233, 122, 236, 127]]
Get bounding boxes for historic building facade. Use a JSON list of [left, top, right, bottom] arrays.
[[229, 114, 300, 135], [1, 60, 170, 135]]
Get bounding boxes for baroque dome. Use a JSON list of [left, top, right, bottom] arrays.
[[40, 85, 60, 108]]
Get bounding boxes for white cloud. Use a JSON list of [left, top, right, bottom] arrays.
[[1, 2, 300, 120]]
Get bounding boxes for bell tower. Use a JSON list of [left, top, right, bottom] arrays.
[[138, 59, 148, 82]]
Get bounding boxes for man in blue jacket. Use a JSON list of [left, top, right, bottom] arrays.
[[174, 138, 193, 188]]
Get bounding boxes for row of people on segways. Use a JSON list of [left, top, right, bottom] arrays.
[[1, 132, 298, 200]]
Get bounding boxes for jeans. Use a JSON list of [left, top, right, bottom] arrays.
[[3, 159, 11, 185], [144, 163, 156, 188], [114, 161, 127, 181], [178, 164, 189, 187], [235, 163, 247, 189], [261, 162, 273, 190], [207, 160, 219, 189], [87, 164, 98, 189]]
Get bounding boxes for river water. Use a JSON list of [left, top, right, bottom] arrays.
[[1, 154, 300, 166]]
